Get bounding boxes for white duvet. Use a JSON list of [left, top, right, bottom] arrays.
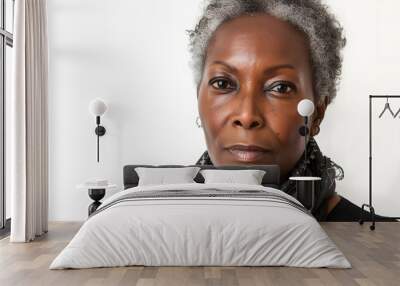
[[49, 183, 351, 269]]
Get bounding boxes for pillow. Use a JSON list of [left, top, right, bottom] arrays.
[[200, 169, 266, 185], [135, 166, 201, 186]]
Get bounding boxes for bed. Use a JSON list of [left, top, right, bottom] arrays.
[[49, 164, 351, 269]]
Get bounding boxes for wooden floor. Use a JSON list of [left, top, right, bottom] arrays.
[[0, 222, 399, 286]]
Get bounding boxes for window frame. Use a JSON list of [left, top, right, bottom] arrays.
[[0, 0, 14, 232]]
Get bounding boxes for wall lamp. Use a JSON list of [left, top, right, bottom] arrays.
[[297, 99, 315, 164], [89, 98, 107, 162]]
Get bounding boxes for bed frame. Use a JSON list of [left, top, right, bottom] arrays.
[[123, 164, 281, 190]]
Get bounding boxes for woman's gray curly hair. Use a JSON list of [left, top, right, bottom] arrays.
[[186, 0, 346, 105]]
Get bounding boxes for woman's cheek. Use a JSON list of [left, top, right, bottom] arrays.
[[274, 116, 299, 142], [203, 107, 228, 148], [277, 114, 305, 156], [200, 93, 228, 129]]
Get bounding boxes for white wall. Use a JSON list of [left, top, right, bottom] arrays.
[[48, 0, 400, 221], [319, 0, 400, 217]]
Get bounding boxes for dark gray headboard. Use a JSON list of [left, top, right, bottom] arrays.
[[123, 164, 281, 190]]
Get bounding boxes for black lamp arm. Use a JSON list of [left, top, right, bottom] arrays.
[[298, 116, 310, 168], [94, 116, 106, 162]]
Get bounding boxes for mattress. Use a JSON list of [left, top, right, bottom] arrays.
[[49, 183, 351, 269]]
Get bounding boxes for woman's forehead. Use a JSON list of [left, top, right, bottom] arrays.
[[205, 13, 311, 72]]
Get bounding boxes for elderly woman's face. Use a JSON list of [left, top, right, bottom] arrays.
[[197, 13, 317, 180]]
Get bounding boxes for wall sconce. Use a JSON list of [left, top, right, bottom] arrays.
[[297, 99, 315, 164], [89, 98, 107, 162]]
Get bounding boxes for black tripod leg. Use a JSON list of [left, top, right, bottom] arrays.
[[359, 204, 366, 225], [359, 204, 375, 231], [369, 206, 375, 231]]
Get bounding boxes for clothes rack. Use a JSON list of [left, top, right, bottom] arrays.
[[360, 95, 400, 230]]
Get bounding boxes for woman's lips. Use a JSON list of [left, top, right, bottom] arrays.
[[226, 145, 269, 162]]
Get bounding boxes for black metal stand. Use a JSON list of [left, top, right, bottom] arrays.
[[88, 188, 105, 216], [94, 115, 106, 163], [359, 95, 400, 230], [295, 180, 316, 213]]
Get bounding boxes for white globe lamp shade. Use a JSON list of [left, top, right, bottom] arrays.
[[297, 99, 315, 117], [89, 98, 107, 117]]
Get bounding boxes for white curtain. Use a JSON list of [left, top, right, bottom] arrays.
[[9, 0, 48, 242]]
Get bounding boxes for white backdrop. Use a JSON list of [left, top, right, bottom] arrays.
[[47, 0, 400, 220]]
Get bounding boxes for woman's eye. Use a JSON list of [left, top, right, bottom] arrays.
[[210, 78, 235, 90], [266, 82, 296, 95]]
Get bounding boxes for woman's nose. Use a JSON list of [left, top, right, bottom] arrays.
[[232, 95, 264, 130]]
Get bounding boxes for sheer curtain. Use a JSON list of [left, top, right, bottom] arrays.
[[9, 0, 48, 242]]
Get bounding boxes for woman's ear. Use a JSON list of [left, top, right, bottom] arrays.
[[311, 96, 329, 136], [196, 83, 201, 99]]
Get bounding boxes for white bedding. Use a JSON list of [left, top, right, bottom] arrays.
[[49, 183, 351, 269]]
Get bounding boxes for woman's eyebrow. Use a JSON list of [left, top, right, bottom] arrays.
[[210, 60, 296, 74], [263, 64, 296, 75], [210, 60, 239, 73]]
